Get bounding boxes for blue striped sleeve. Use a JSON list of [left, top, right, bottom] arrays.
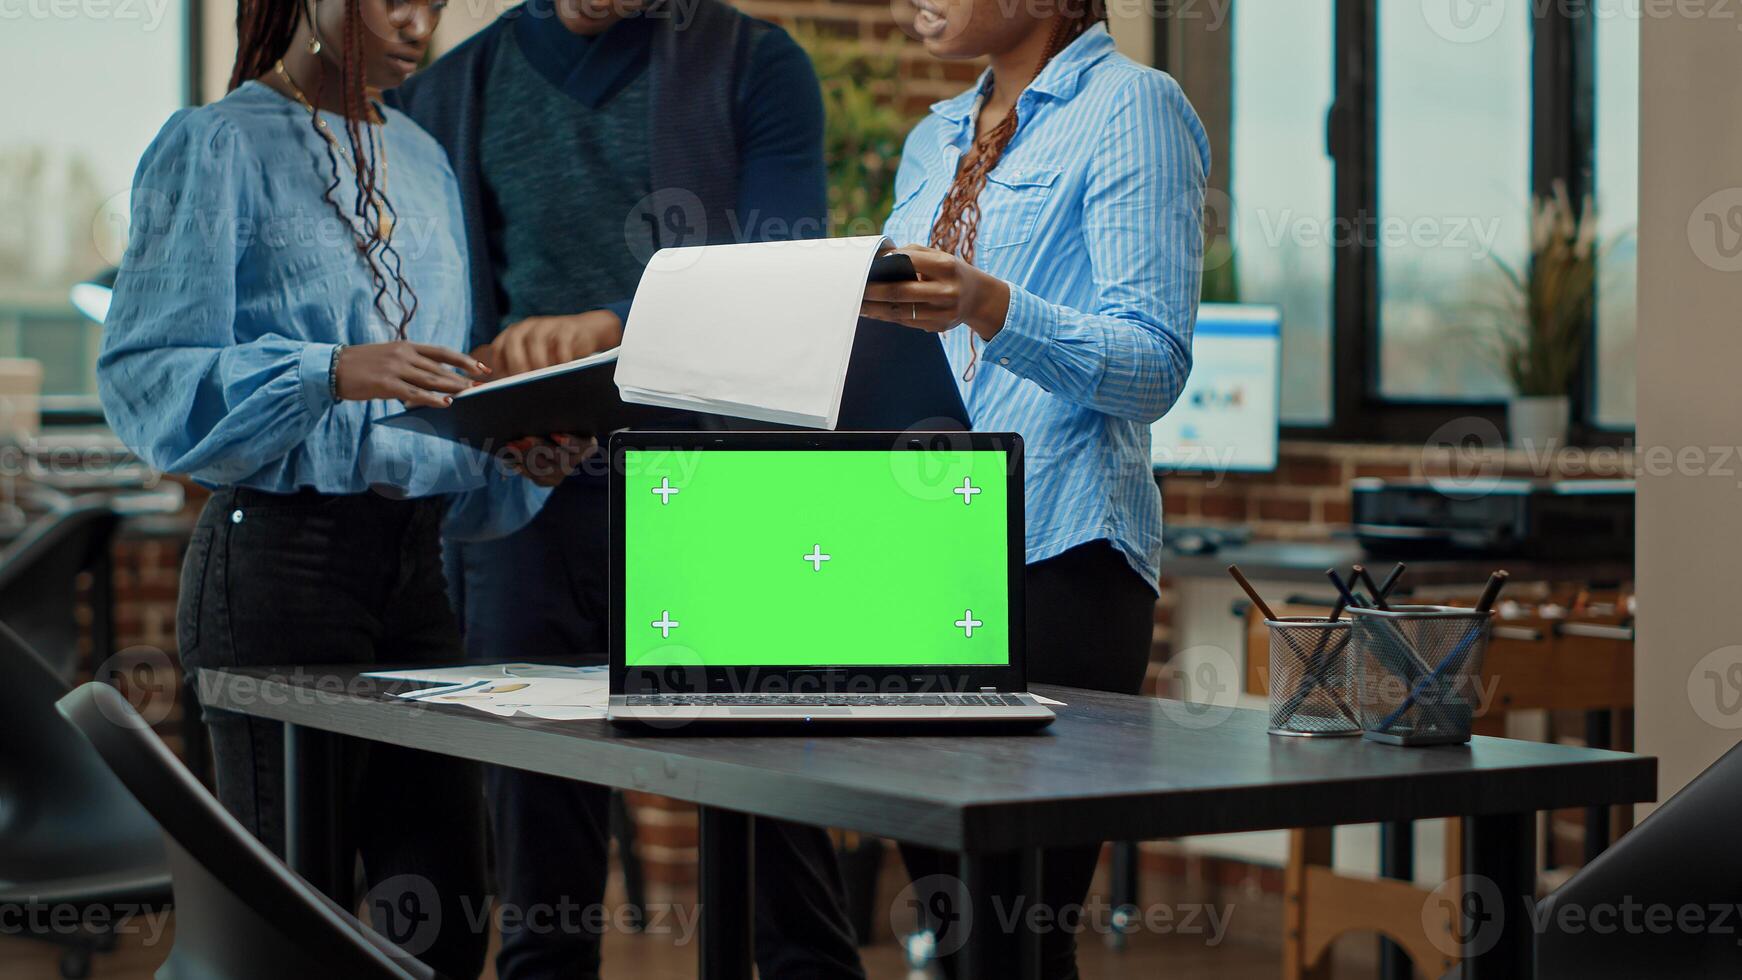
[[980, 70, 1202, 423]]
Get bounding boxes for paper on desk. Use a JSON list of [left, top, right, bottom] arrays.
[[614, 236, 891, 429], [1032, 694, 1067, 706], [388, 673, 608, 721], [365, 663, 606, 684]]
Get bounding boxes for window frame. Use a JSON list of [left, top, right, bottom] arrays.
[[1165, 0, 1629, 446]]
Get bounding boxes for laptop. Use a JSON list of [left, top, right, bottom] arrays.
[[606, 431, 1055, 728]]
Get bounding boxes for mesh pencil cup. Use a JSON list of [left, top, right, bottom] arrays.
[[1348, 605, 1492, 746], [1265, 617, 1360, 737]]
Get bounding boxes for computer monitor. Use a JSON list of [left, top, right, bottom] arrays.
[[1150, 303, 1282, 474], [609, 432, 1027, 691]]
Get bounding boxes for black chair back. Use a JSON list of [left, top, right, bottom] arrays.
[[1536, 739, 1742, 978], [0, 501, 122, 679], [56, 682, 437, 980], [0, 620, 164, 887]]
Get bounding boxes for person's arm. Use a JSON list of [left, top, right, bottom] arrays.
[[97, 111, 337, 485], [99, 110, 487, 485], [863, 72, 1207, 424], [729, 25, 830, 242]]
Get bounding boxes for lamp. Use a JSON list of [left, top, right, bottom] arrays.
[[69, 267, 119, 324]]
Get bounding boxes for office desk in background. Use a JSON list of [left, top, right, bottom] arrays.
[[199, 666, 1654, 980]]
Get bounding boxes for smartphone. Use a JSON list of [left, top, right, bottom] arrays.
[[866, 252, 919, 283]]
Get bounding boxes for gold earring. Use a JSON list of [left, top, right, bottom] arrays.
[[307, 35, 322, 54], [307, 0, 321, 54]]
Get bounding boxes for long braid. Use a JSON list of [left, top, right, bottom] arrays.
[[928, 5, 1099, 264], [231, 0, 418, 339], [926, 2, 1101, 379]]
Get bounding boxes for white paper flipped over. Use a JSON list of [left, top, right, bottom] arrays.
[[614, 236, 891, 429], [377, 665, 608, 721]]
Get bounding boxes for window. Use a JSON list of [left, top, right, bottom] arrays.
[[1172, 1, 1636, 442], [1593, 7, 1638, 428], [0, 8, 188, 402], [1376, 0, 1531, 402], [1230, 0, 1335, 425]]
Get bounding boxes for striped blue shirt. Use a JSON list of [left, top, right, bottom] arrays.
[[881, 24, 1209, 589]]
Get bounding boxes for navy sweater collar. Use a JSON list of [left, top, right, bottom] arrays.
[[511, 0, 655, 107]]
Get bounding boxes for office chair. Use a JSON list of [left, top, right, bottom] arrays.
[[0, 500, 123, 679], [56, 681, 445, 980], [1534, 739, 1742, 978], [0, 621, 171, 979]]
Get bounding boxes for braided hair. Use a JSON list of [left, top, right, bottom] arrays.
[[928, 0, 1106, 264], [230, 0, 418, 338]]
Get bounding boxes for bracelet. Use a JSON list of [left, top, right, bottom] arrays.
[[328, 344, 345, 401]]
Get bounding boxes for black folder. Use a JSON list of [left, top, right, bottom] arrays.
[[375, 252, 969, 447]]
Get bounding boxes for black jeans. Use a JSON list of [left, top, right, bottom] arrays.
[[446, 474, 866, 980], [179, 487, 489, 980], [901, 539, 1157, 980]]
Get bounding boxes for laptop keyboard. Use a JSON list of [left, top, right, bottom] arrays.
[[621, 693, 1031, 707]]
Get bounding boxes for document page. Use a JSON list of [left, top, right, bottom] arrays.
[[614, 236, 891, 429]]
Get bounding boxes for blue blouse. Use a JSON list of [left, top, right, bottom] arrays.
[[882, 25, 1209, 588], [97, 81, 543, 539]]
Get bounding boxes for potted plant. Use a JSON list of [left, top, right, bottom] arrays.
[[1485, 181, 1607, 449]]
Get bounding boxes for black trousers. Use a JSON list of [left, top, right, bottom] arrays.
[[178, 487, 490, 980], [901, 539, 1157, 980], [446, 475, 866, 980]]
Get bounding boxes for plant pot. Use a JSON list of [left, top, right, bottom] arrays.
[[1508, 395, 1569, 450]]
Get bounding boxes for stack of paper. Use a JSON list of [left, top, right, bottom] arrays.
[[614, 236, 893, 429], [367, 664, 609, 721]]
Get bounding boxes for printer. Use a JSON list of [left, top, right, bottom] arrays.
[[1349, 478, 1634, 560]]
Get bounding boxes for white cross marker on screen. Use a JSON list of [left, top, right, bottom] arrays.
[[651, 478, 680, 505], [651, 611, 680, 638], [803, 545, 832, 571], [953, 477, 982, 505], [955, 610, 984, 638]]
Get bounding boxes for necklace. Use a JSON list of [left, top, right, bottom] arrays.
[[274, 59, 394, 243]]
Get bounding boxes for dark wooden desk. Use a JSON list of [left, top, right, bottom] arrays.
[[200, 667, 1655, 980]]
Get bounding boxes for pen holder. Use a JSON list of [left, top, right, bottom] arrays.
[[1349, 605, 1492, 746], [1265, 618, 1359, 737]]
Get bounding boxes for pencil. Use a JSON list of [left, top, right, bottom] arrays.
[[1228, 564, 1278, 622]]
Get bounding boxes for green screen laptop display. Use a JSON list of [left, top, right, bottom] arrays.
[[622, 449, 1010, 668]]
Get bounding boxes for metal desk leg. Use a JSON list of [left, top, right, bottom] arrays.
[[952, 849, 1042, 980], [1584, 710, 1613, 864], [1019, 848, 1044, 980], [698, 806, 754, 980], [284, 722, 348, 904], [1107, 840, 1139, 950], [1462, 811, 1535, 980], [1379, 821, 1415, 980], [956, 852, 991, 980]]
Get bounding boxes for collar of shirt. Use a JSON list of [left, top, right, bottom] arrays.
[[511, 0, 656, 107], [927, 22, 1117, 135]]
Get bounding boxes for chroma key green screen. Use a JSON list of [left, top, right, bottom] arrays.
[[622, 449, 1011, 667]]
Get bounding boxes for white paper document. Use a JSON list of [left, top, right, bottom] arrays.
[[614, 236, 891, 429], [375, 664, 609, 721]]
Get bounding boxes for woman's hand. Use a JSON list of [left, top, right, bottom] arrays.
[[492, 311, 624, 377], [500, 434, 597, 488], [859, 245, 1012, 341], [334, 341, 490, 408]]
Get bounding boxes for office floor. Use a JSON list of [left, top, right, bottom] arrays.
[[0, 923, 1293, 979]]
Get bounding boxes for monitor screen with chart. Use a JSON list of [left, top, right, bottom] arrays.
[[1151, 304, 1283, 474]]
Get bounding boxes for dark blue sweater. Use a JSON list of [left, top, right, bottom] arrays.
[[388, 0, 828, 344]]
